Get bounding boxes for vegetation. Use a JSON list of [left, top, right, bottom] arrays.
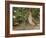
[[31, 8, 40, 20], [13, 7, 40, 26]]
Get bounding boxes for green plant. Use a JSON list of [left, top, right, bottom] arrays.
[[13, 7, 40, 24]]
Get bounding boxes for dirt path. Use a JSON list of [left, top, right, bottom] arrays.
[[13, 22, 40, 30]]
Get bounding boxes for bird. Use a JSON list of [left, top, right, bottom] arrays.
[[28, 11, 37, 27]]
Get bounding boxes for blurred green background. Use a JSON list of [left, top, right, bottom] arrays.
[[13, 7, 40, 30]]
